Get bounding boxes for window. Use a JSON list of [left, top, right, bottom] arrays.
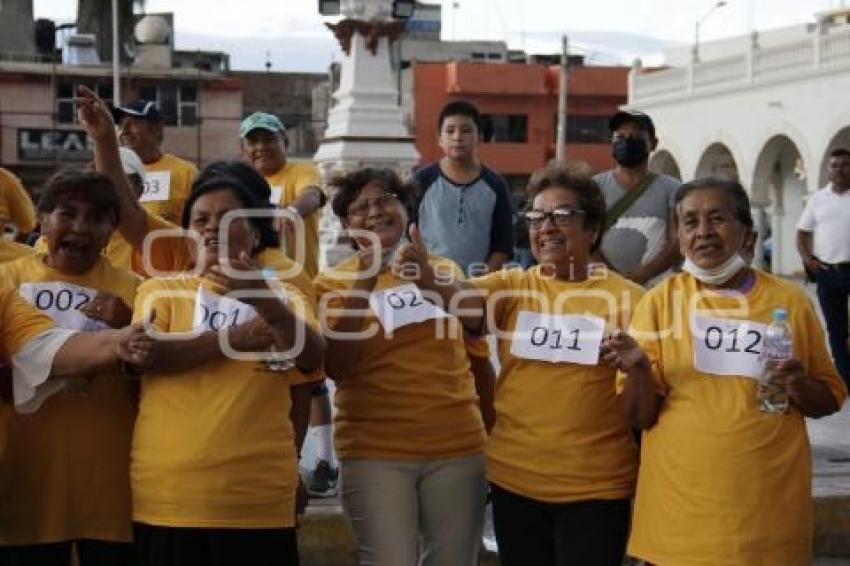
[[135, 83, 199, 126], [481, 114, 528, 143], [563, 115, 610, 144], [56, 80, 113, 124]]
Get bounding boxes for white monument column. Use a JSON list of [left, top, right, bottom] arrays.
[[315, 0, 420, 268]]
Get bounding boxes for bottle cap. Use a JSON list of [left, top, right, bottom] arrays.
[[772, 308, 788, 322]]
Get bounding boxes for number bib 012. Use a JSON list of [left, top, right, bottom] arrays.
[[19, 281, 108, 331], [510, 311, 605, 365], [369, 283, 448, 333], [691, 314, 766, 379], [193, 286, 258, 332], [139, 171, 172, 203]]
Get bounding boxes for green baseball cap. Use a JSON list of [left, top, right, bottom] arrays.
[[240, 112, 286, 138]]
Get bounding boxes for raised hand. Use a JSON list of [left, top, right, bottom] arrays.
[[392, 223, 429, 280], [205, 251, 267, 294], [600, 330, 650, 372], [75, 85, 116, 141], [80, 291, 133, 329]]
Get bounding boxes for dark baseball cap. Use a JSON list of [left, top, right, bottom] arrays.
[[111, 100, 163, 122], [609, 109, 656, 139]]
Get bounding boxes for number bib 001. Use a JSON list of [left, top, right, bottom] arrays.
[[139, 171, 172, 203], [19, 281, 108, 331], [691, 314, 766, 379], [509, 311, 605, 365], [369, 283, 448, 333], [193, 286, 258, 332]]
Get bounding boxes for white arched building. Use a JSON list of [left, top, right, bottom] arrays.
[[629, 15, 850, 276]]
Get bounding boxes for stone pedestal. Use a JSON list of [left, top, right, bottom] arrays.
[[314, 0, 420, 268]]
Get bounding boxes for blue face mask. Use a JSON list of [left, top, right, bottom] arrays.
[[612, 138, 649, 168]]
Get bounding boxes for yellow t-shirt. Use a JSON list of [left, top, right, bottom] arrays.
[[140, 154, 198, 224], [313, 254, 486, 460], [0, 288, 56, 464], [0, 168, 36, 234], [0, 254, 139, 544], [131, 273, 320, 528], [265, 161, 323, 279], [471, 265, 644, 503], [623, 270, 847, 566], [0, 240, 34, 264]]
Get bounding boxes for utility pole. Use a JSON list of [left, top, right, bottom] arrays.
[[111, 0, 120, 105], [555, 34, 568, 162]]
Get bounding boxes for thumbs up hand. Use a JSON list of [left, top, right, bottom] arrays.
[[392, 223, 430, 282]]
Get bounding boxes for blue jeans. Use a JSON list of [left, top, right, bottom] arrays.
[[816, 267, 850, 387]]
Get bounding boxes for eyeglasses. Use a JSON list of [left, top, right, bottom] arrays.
[[523, 207, 586, 228], [346, 193, 400, 218]]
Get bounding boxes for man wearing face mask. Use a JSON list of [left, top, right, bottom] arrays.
[[593, 110, 681, 286]]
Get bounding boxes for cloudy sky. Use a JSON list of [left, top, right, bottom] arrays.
[[34, 0, 843, 71]]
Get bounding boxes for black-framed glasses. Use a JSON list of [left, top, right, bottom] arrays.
[[523, 207, 586, 228], [347, 193, 400, 218]]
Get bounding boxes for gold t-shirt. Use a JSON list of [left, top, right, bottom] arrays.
[[139, 154, 198, 224], [623, 270, 847, 566], [131, 274, 320, 528], [314, 254, 485, 460], [471, 266, 644, 503], [0, 254, 139, 544], [265, 161, 323, 279], [0, 168, 35, 234]]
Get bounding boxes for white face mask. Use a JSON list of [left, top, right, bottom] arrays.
[[682, 253, 747, 286]]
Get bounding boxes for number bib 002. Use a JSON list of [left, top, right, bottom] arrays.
[[193, 286, 258, 332], [691, 314, 766, 379], [369, 283, 448, 333], [509, 311, 605, 365], [139, 171, 172, 203], [19, 281, 108, 331]]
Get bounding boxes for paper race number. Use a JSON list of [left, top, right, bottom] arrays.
[[140, 171, 172, 203], [510, 311, 604, 365], [692, 314, 766, 379], [19, 281, 108, 331], [193, 286, 258, 332], [369, 284, 448, 332]]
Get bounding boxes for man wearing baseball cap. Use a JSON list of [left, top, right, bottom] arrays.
[[112, 100, 198, 223], [593, 109, 681, 286], [240, 111, 325, 279]]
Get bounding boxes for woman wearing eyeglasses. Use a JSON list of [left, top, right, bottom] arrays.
[[394, 161, 645, 566], [313, 168, 490, 566]]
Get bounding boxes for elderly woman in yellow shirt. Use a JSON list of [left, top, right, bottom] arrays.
[[0, 170, 148, 565], [606, 178, 847, 566], [394, 162, 644, 566], [126, 172, 325, 566], [313, 168, 490, 566]]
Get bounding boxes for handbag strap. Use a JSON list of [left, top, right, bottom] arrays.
[[603, 173, 658, 232]]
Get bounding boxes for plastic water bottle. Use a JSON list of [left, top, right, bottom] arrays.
[[758, 308, 793, 414]]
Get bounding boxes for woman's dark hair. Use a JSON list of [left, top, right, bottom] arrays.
[[330, 168, 420, 223], [199, 160, 273, 204], [525, 161, 606, 251], [674, 177, 753, 229], [37, 170, 121, 225], [181, 174, 280, 252]]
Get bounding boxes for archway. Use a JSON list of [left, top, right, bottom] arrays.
[[695, 143, 739, 181], [818, 126, 850, 188], [649, 149, 682, 180], [752, 135, 807, 276]]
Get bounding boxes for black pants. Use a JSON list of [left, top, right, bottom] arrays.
[[816, 267, 850, 387], [490, 483, 630, 566], [133, 523, 299, 566], [0, 539, 133, 566]]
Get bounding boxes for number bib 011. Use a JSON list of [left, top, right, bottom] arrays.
[[509, 311, 605, 365], [691, 314, 766, 379], [139, 171, 172, 203], [193, 286, 258, 332], [369, 283, 448, 333], [19, 281, 108, 331]]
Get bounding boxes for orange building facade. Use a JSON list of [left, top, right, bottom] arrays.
[[413, 61, 629, 188]]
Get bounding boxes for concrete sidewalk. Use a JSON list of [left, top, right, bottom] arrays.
[[810, 401, 850, 558]]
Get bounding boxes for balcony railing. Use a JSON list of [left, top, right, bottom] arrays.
[[631, 23, 850, 104]]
